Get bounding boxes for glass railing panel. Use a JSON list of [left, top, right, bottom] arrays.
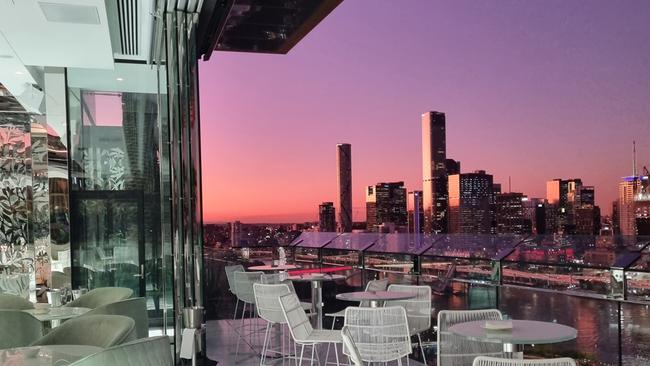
[[291, 231, 338, 248], [499, 286, 620, 365], [621, 301, 650, 364], [424, 234, 524, 260], [501, 262, 612, 296], [366, 232, 440, 255]]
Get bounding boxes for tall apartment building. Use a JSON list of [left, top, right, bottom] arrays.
[[318, 202, 336, 232], [495, 192, 526, 234], [408, 190, 424, 233], [421, 111, 448, 233], [366, 182, 407, 231], [337, 143, 352, 232], [448, 170, 494, 234]]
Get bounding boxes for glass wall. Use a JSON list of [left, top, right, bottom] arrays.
[[66, 63, 172, 335]]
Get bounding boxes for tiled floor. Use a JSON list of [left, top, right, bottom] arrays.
[[206, 318, 426, 366]]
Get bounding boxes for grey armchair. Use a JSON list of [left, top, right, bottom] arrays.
[[71, 336, 172, 366], [0, 310, 42, 349], [0, 293, 34, 310], [31, 315, 136, 348], [66, 287, 133, 309], [83, 297, 149, 338]]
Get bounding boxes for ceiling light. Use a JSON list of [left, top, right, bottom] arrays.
[[116, 77, 124, 81], [15, 71, 24, 75]]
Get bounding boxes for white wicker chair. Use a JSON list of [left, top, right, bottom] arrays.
[[326, 278, 389, 327], [279, 292, 341, 366], [438, 310, 504, 366], [384, 284, 432, 364], [342, 306, 411, 365], [324, 279, 389, 363], [341, 326, 364, 366], [260, 272, 313, 314], [233, 271, 263, 355], [472, 356, 577, 366], [253, 283, 292, 366], [225, 265, 245, 319]]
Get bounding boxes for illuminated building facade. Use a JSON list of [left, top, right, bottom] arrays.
[[448, 170, 494, 234], [422, 111, 448, 233]]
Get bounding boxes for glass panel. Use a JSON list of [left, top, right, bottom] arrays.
[[67, 63, 168, 335], [0, 112, 34, 299], [499, 286, 620, 365]]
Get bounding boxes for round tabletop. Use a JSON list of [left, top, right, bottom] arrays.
[[248, 264, 299, 271], [0, 345, 102, 366], [336, 290, 417, 302], [288, 274, 346, 282], [449, 320, 577, 345], [23, 307, 91, 322]]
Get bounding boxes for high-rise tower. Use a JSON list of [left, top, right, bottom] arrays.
[[422, 111, 447, 233], [337, 143, 352, 232]]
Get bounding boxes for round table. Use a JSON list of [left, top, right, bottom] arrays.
[[0, 345, 101, 366], [448, 319, 577, 359], [23, 307, 91, 322], [248, 264, 299, 272], [288, 273, 346, 329], [336, 290, 417, 308]]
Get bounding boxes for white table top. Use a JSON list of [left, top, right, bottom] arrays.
[[23, 307, 91, 322], [336, 290, 417, 302], [0, 345, 102, 366], [449, 320, 577, 345], [288, 274, 346, 282], [248, 264, 299, 271]]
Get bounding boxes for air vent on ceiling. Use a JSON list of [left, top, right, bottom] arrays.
[[38, 2, 100, 25], [116, 0, 139, 56]]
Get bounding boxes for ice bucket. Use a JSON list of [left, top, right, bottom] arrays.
[[183, 306, 204, 329]]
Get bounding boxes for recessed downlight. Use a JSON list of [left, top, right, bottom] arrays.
[[15, 71, 24, 75], [116, 77, 124, 81]]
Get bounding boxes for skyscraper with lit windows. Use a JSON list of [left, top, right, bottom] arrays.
[[318, 202, 336, 232], [366, 182, 407, 231], [448, 170, 494, 234], [421, 111, 448, 233]]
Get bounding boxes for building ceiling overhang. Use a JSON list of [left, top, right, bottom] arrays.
[[197, 0, 342, 60]]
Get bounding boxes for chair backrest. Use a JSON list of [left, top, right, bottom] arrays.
[[437, 309, 503, 366], [253, 283, 291, 324], [278, 292, 313, 342], [84, 297, 149, 338], [341, 326, 364, 366], [343, 306, 411, 363], [0, 310, 42, 349], [261, 272, 298, 293], [225, 265, 244, 294], [384, 284, 431, 333], [31, 314, 136, 348], [71, 336, 173, 366], [233, 271, 262, 304], [66, 287, 134, 309], [359, 279, 389, 307], [0, 293, 34, 309], [472, 356, 577, 366]]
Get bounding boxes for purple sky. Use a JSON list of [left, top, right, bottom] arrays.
[[199, 0, 650, 223]]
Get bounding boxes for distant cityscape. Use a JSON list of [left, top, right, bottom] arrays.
[[205, 111, 649, 248]]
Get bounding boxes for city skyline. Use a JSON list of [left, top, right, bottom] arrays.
[[199, 0, 650, 223]]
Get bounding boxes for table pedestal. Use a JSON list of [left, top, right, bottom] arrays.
[[503, 343, 524, 359], [311, 280, 323, 329]]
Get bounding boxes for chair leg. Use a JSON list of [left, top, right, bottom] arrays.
[[324, 317, 336, 364], [299, 345, 305, 366], [234, 299, 240, 321], [236, 302, 247, 357], [417, 333, 426, 365], [260, 322, 270, 366], [333, 342, 340, 366], [310, 345, 316, 366]]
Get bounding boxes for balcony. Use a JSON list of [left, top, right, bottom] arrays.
[[204, 231, 650, 365]]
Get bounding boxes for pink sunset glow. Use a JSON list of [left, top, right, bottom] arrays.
[[199, 0, 650, 223]]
